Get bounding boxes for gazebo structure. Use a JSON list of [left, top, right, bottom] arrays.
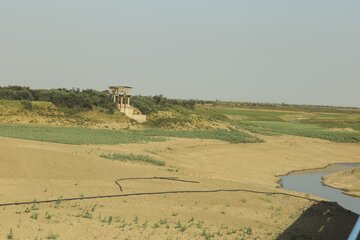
[[108, 86, 146, 123], [108, 86, 132, 113]]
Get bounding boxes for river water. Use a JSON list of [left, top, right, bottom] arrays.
[[280, 163, 360, 215]]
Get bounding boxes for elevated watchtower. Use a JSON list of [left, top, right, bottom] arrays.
[[108, 86, 132, 112], [108, 86, 146, 123]]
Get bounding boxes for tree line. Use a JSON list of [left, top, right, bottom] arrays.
[[0, 86, 113, 111], [0, 86, 206, 114]]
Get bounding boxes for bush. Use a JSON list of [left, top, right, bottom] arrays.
[[106, 103, 117, 115], [0, 86, 113, 111], [131, 95, 198, 114], [21, 100, 33, 110]]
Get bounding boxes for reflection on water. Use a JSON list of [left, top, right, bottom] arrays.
[[281, 163, 360, 215]]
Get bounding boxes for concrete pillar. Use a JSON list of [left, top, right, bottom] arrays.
[[119, 95, 122, 110]]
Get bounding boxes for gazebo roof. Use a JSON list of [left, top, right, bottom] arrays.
[[109, 86, 133, 89]]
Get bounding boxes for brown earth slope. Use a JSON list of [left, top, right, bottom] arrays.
[[0, 100, 136, 130]]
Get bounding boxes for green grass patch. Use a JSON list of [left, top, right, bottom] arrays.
[[0, 124, 165, 145], [142, 129, 262, 144], [245, 121, 360, 143], [0, 124, 260, 144], [100, 153, 165, 166], [196, 107, 296, 121], [232, 121, 280, 136]]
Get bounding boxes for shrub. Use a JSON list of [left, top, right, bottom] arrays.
[[0, 86, 113, 111], [100, 153, 165, 166], [21, 100, 33, 110]]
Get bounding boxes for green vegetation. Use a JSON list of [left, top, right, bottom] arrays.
[[100, 153, 165, 166], [244, 121, 360, 142], [46, 232, 59, 240], [30, 212, 39, 220], [7, 229, 14, 240], [0, 124, 260, 144], [143, 129, 261, 144], [0, 99, 134, 129], [45, 212, 52, 220], [77, 209, 93, 219], [0, 124, 164, 145], [195, 105, 360, 143], [131, 95, 200, 114], [196, 107, 296, 121], [0, 86, 113, 111], [1, 85, 359, 143], [21, 100, 33, 110]]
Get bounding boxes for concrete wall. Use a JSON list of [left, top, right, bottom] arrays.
[[118, 104, 147, 123]]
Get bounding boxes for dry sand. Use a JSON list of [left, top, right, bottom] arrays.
[[323, 167, 360, 197], [0, 135, 359, 239]]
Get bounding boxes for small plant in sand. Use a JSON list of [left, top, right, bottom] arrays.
[[30, 212, 39, 220], [45, 212, 52, 220], [195, 221, 204, 229], [91, 204, 97, 212], [226, 228, 237, 235], [99, 215, 113, 225], [31, 204, 39, 211], [152, 223, 160, 229], [7, 229, 14, 240], [55, 196, 63, 206], [46, 232, 59, 240], [200, 229, 215, 240], [100, 153, 165, 166], [71, 202, 80, 208], [215, 230, 223, 237], [174, 221, 188, 232], [77, 209, 92, 219], [159, 218, 168, 225], [118, 220, 128, 229], [243, 227, 253, 235], [141, 220, 149, 229]]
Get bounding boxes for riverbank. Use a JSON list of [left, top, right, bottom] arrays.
[[323, 167, 360, 197]]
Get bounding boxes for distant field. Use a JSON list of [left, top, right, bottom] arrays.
[[0, 124, 259, 144], [0, 98, 359, 143], [211, 106, 360, 142], [197, 107, 298, 121], [244, 121, 360, 142]]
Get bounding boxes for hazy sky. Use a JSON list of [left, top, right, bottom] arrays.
[[0, 1, 359, 107]]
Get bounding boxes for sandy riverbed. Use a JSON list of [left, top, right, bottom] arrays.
[[0, 135, 359, 239]]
